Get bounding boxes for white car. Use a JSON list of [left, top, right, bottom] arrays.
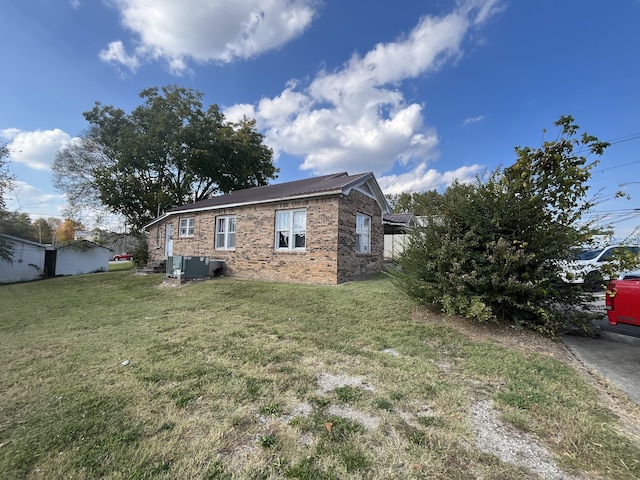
[[562, 245, 640, 289], [620, 270, 640, 279]]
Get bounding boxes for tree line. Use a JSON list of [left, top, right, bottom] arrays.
[[0, 213, 82, 245]]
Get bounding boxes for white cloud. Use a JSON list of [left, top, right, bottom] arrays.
[[463, 115, 488, 126], [460, 0, 506, 25], [99, 41, 141, 72], [379, 163, 482, 195], [0, 129, 73, 171], [226, 0, 500, 188], [103, 0, 318, 72], [5, 180, 66, 218]]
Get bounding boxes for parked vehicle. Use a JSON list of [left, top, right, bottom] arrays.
[[112, 252, 133, 261], [562, 245, 640, 290], [605, 277, 640, 327], [620, 270, 640, 280]]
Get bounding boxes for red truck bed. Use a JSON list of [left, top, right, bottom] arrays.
[[605, 278, 640, 327]]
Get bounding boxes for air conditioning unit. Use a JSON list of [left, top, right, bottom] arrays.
[[166, 255, 224, 279]]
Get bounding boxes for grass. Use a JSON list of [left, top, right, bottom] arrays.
[[109, 260, 134, 272], [0, 271, 639, 478]]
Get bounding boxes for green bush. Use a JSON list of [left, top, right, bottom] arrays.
[[391, 116, 633, 335]]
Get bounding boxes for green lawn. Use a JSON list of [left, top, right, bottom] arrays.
[[109, 260, 134, 272], [0, 272, 638, 479]]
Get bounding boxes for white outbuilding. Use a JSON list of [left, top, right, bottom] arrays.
[[0, 234, 47, 283], [1, 235, 112, 284], [47, 241, 112, 276]]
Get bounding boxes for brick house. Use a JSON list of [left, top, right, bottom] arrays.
[[145, 172, 390, 284]]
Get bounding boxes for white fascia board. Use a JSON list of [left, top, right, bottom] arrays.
[[344, 176, 390, 214]]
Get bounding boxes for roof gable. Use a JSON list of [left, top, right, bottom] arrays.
[[50, 240, 112, 252], [0, 233, 46, 249], [146, 172, 390, 228]]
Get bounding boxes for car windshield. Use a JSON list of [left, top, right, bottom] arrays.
[[572, 248, 604, 261]]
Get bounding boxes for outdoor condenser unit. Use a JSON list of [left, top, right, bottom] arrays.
[[166, 255, 224, 279]]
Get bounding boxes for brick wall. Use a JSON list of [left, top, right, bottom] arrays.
[[337, 189, 385, 283], [147, 190, 384, 284]]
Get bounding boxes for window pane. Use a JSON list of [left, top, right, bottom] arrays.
[[276, 212, 289, 231], [356, 214, 371, 253], [294, 233, 305, 248], [216, 233, 225, 249], [293, 211, 306, 231], [216, 218, 225, 234], [228, 217, 236, 233], [278, 232, 289, 248], [228, 232, 235, 249]]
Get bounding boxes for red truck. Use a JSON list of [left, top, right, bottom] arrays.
[[605, 278, 640, 327]]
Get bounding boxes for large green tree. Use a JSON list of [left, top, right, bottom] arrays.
[[387, 190, 443, 215], [51, 129, 112, 218], [0, 212, 36, 241], [53, 85, 278, 232], [392, 116, 636, 335]]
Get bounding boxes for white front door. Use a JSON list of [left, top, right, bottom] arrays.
[[164, 224, 174, 257]]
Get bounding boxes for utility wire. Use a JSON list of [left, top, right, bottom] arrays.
[[607, 132, 640, 145], [593, 159, 640, 175], [584, 131, 640, 176]]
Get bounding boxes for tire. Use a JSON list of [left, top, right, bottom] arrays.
[[583, 271, 603, 291]]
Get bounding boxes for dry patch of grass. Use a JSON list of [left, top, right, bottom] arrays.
[[1, 272, 639, 478]]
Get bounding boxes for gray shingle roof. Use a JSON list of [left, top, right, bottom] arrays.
[[145, 172, 390, 229], [167, 172, 374, 213], [382, 213, 414, 226]]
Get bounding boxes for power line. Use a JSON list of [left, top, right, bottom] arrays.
[[589, 131, 640, 175], [607, 132, 640, 145], [593, 159, 640, 175]]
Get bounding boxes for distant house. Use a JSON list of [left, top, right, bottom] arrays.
[[145, 172, 390, 284], [0, 234, 47, 283], [74, 230, 95, 242], [0, 234, 112, 284]]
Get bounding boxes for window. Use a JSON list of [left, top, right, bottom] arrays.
[[356, 213, 371, 254], [179, 217, 195, 237], [599, 246, 640, 262], [275, 209, 306, 250], [215, 216, 236, 250]]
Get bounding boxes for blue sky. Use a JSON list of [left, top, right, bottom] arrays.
[[1, 0, 639, 239]]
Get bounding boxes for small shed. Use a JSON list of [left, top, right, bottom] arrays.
[[48, 241, 112, 276], [383, 213, 415, 260], [0, 234, 47, 284]]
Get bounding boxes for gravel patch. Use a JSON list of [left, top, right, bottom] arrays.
[[381, 348, 400, 356], [327, 404, 381, 431], [316, 372, 375, 394], [469, 400, 580, 480]]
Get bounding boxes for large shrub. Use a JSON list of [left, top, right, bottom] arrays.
[[391, 116, 625, 335]]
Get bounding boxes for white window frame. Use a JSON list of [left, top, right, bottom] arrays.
[[215, 216, 236, 250], [179, 217, 195, 237], [275, 209, 306, 251], [356, 213, 371, 254]]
